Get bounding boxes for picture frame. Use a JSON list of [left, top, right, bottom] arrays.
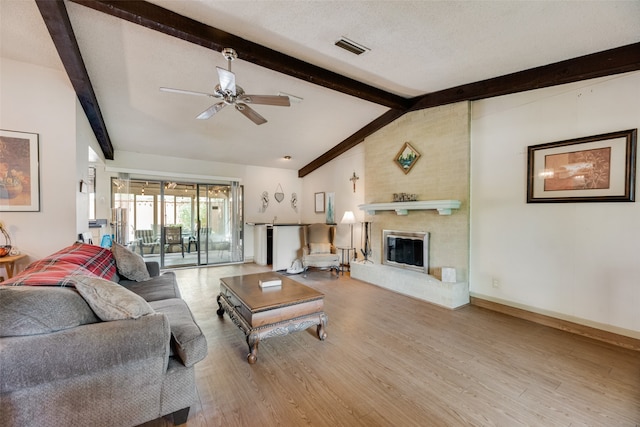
[[395, 142, 421, 174], [527, 129, 636, 203], [314, 192, 325, 213], [0, 130, 40, 211], [325, 192, 335, 224]]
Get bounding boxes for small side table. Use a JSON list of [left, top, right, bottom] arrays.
[[336, 247, 352, 275], [0, 253, 28, 280]]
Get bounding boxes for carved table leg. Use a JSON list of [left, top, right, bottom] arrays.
[[247, 332, 260, 364], [317, 313, 328, 340], [216, 294, 225, 316]]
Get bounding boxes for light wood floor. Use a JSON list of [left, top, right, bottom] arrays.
[[141, 264, 640, 427]]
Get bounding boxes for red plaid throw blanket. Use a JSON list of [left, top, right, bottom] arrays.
[[3, 242, 117, 286]]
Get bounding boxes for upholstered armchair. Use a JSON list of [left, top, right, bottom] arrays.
[[302, 223, 340, 277]]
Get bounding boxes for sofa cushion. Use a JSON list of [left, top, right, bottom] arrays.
[[70, 275, 155, 321], [111, 242, 151, 282], [303, 252, 339, 268], [149, 298, 207, 367], [120, 271, 181, 302], [0, 286, 99, 337], [309, 242, 332, 254]]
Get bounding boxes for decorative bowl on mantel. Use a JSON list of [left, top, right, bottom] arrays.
[[393, 193, 418, 202]]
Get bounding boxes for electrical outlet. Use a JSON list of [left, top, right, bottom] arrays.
[[492, 278, 500, 288]]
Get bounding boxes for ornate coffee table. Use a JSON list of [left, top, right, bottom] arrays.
[[217, 272, 327, 364]]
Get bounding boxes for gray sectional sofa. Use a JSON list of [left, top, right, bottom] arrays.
[[0, 242, 208, 426]]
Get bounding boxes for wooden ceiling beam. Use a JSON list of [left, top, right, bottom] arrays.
[[35, 0, 114, 160], [298, 42, 640, 177], [408, 42, 640, 112], [298, 109, 406, 178], [68, 0, 410, 111]]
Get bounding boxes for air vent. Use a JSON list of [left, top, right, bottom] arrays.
[[334, 37, 370, 55]]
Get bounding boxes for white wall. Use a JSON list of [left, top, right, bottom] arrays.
[[470, 71, 640, 337], [76, 100, 96, 234], [301, 144, 366, 251], [242, 165, 302, 225], [0, 58, 78, 261]]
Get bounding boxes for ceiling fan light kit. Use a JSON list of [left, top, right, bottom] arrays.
[[160, 48, 290, 125]]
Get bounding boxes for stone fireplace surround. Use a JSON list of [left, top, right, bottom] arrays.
[[351, 102, 471, 309], [351, 262, 469, 309], [351, 215, 469, 309]]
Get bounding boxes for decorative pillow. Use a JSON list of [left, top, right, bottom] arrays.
[[0, 286, 99, 337], [70, 275, 154, 321], [111, 242, 150, 282], [309, 243, 332, 254]]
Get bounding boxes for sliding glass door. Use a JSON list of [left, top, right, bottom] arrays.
[[194, 183, 243, 265], [112, 178, 243, 268]]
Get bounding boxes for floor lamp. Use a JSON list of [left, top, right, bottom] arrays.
[[341, 211, 356, 262]]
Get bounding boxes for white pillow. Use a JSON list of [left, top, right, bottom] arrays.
[[309, 243, 331, 254]]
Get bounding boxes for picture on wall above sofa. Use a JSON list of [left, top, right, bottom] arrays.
[[0, 129, 40, 212]]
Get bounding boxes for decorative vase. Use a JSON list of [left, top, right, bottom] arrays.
[[0, 226, 11, 258]]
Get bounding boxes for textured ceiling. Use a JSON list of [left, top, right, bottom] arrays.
[[1, 0, 639, 171]]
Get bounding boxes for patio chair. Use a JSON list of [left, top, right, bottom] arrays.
[[134, 229, 160, 256], [164, 226, 184, 257]]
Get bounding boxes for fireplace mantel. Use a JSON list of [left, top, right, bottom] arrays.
[[358, 200, 461, 216]]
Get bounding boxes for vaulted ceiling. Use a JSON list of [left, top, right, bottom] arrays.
[[2, 0, 639, 176]]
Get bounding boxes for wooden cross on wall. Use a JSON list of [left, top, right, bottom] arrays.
[[350, 172, 359, 193]]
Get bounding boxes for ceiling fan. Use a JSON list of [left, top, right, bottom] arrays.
[[160, 48, 290, 125]]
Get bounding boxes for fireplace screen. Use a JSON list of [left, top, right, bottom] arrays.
[[383, 230, 429, 273]]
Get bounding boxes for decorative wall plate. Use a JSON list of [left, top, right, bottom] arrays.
[[274, 183, 284, 203]]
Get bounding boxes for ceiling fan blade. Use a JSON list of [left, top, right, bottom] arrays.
[[216, 67, 236, 95], [235, 103, 267, 125], [240, 95, 290, 106], [197, 102, 227, 120], [160, 87, 215, 97]]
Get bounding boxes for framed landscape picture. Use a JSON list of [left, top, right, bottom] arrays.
[[527, 129, 636, 203], [395, 142, 420, 174], [0, 130, 40, 211]]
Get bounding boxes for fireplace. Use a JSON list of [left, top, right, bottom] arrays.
[[383, 230, 429, 273]]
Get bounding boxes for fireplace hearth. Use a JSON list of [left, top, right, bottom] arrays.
[[383, 230, 429, 273]]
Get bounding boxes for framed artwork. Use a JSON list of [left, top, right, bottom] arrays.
[[395, 142, 421, 174], [325, 192, 335, 224], [314, 192, 325, 213], [527, 129, 636, 203], [0, 130, 40, 211]]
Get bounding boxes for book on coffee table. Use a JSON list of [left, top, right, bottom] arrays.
[[259, 278, 282, 288]]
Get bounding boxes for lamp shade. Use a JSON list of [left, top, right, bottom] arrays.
[[341, 210, 356, 224]]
